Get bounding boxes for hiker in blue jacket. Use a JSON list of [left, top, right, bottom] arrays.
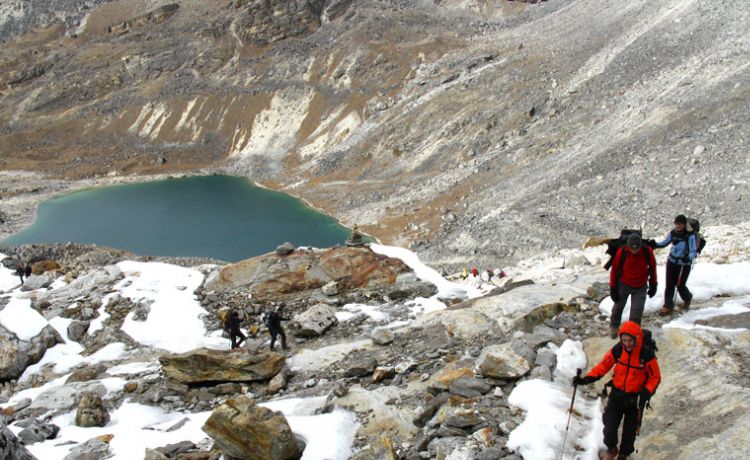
[[654, 214, 697, 315]]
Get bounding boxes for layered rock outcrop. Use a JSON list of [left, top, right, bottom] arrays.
[[202, 395, 301, 460], [159, 348, 285, 384], [206, 246, 409, 295]]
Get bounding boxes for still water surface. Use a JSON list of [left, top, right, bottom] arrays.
[[3, 175, 352, 262]]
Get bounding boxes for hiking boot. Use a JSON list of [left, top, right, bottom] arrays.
[[681, 297, 692, 310], [616, 454, 628, 460], [602, 447, 618, 460], [609, 326, 619, 339], [658, 306, 673, 316]]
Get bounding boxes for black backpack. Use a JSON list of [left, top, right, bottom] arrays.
[[604, 229, 648, 270]]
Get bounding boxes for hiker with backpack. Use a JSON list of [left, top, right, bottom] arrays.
[[608, 233, 657, 338], [653, 214, 699, 316], [227, 310, 247, 350], [265, 303, 288, 351], [573, 321, 661, 460]]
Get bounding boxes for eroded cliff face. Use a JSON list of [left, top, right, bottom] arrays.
[[1, 0, 749, 270]]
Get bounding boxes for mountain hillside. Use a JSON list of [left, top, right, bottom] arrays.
[[1, 0, 748, 270]]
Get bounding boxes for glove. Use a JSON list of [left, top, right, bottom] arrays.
[[639, 388, 651, 407], [646, 239, 657, 248], [647, 282, 657, 298], [610, 286, 621, 303], [572, 375, 596, 386]]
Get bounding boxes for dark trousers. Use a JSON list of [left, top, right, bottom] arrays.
[[230, 329, 246, 349], [270, 327, 287, 350], [603, 390, 639, 456], [610, 284, 647, 327], [664, 261, 692, 308]]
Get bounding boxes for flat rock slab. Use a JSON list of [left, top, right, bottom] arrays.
[[159, 347, 285, 384], [205, 246, 408, 295]]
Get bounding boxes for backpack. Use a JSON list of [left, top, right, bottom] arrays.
[[686, 217, 706, 254], [603, 228, 642, 271]]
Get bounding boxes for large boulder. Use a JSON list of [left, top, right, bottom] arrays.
[[205, 246, 408, 295], [74, 392, 109, 427], [29, 382, 107, 414], [0, 419, 36, 460], [292, 304, 337, 337], [17, 420, 59, 444], [159, 348, 285, 384], [476, 343, 530, 379], [0, 324, 63, 381], [202, 395, 301, 460]]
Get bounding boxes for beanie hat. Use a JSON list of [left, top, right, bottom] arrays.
[[674, 214, 687, 224], [627, 233, 642, 251]]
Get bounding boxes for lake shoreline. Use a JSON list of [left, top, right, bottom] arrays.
[[1, 170, 380, 250], [0, 171, 361, 261]]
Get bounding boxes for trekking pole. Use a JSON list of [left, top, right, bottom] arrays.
[[674, 265, 685, 306], [559, 368, 582, 460]]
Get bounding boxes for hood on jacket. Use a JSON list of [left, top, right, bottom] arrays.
[[619, 321, 643, 355]]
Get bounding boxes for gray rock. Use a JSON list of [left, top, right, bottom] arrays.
[[17, 420, 59, 444], [275, 242, 295, 255], [30, 382, 106, 413], [427, 436, 465, 458], [292, 304, 337, 337], [0, 324, 63, 380], [509, 338, 536, 364], [449, 378, 492, 398], [157, 441, 195, 457], [534, 348, 557, 368], [444, 408, 483, 428], [202, 396, 300, 460], [20, 273, 55, 291], [267, 369, 288, 395], [321, 281, 339, 296], [529, 365, 552, 381], [74, 392, 109, 427], [475, 447, 505, 460], [0, 419, 36, 460], [67, 320, 90, 342], [477, 343, 530, 379], [523, 325, 567, 350], [370, 327, 394, 345], [343, 356, 378, 378], [62, 437, 111, 460]]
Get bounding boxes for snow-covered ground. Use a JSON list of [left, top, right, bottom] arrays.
[[1, 222, 749, 459]]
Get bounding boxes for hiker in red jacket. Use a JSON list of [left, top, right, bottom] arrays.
[[573, 321, 661, 460], [608, 234, 657, 338]]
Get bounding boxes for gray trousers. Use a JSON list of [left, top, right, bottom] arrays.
[[610, 283, 647, 327]]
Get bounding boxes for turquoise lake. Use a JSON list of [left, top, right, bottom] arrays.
[[2, 175, 354, 262]]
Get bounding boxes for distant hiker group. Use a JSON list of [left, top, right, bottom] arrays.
[[222, 303, 288, 352], [572, 213, 703, 459]]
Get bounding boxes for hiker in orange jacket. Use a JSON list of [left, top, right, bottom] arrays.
[[573, 321, 661, 460]]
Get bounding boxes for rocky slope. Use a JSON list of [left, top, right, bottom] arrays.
[[1, 0, 749, 270], [0, 223, 748, 459]]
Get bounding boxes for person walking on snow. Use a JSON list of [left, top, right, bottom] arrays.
[[608, 234, 657, 338], [227, 310, 246, 350], [573, 321, 661, 460], [653, 214, 697, 315]]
